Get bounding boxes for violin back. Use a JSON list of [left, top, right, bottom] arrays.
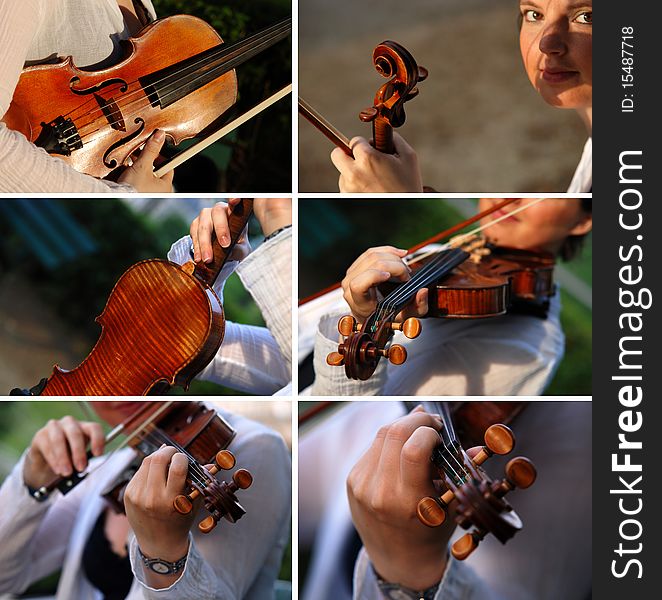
[[41, 259, 224, 395]]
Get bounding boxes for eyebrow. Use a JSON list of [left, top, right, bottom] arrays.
[[519, 1, 592, 7]]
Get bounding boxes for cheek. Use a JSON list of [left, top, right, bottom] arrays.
[[519, 31, 541, 85]]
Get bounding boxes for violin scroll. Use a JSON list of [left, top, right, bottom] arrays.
[[325, 315, 421, 379], [359, 41, 427, 154], [174, 449, 253, 533], [416, 423, 536, 560]]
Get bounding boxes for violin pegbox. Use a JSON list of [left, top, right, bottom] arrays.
[[326, 315, 422, 378], [173, 449, 253, 533], [359, 41, 427, 154], [416, 424, 536, 560]]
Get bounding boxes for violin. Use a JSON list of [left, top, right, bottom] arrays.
[[298, 40, 427, 156], [411, 401, 536, 560], [325, 199, 556, 380], [21, 199, 253, 395], [3, 16, 290, 178], [37, 401, 252, 534]]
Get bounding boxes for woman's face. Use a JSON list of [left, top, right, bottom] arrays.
[[519, 0, 592, 111], [90, 401, 151, 427], [477, 198, 592, 254]]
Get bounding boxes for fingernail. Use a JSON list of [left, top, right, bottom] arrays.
[[220, 235, 230, 248], [153, 129, 165, 143], [204, 251, 212, 262]]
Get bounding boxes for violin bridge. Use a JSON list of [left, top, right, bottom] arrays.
[[94, 93, 126, 131]]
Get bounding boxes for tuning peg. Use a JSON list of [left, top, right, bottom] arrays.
[[472, 424, 515, 467], [500, 457, 537, 493], [359, 107, 379, 122], [379, 344, 407, 365], [417, 66, 429, 81], [326, 350, 345, 366], [231, 469, 253, 491], [405, 87, 420, 101], [417, 490, 455, 527], [338, 315, 361, 336], [451, 530, 485, 560], [199, 515, 218, 534], [173, 451, 238, 515], [391, 317, 422, 339]]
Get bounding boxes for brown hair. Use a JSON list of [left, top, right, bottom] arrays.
[[560, 199, 592, 261]]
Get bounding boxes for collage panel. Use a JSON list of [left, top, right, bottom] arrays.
[[298, 198, 592, 397], [0, 399, 292, 598], [298, 0, 591, 194], [0, 197, 292, 396], [299, 400, 591, 600], [1, 0, 292, 194]]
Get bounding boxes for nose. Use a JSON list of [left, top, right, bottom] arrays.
[[539, 19, 569, 56]]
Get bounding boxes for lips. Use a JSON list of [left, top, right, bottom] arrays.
[[541, 67, 579, 84], [492, 208, 519, 223]]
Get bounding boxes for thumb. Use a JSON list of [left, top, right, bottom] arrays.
[[134, 129, 166, 171]]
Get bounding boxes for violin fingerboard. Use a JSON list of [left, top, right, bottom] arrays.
[[193, 199, 254, 287]]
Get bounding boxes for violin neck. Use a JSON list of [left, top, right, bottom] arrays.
[[372, 119, 394, 154], [405, 400, 469, 487], [193, 199, 254, 287], [374, 248, 469, 319], [143, 18, 291, 107]]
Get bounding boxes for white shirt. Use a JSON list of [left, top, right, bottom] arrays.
[[307, 291, 565, 397], [567, 138, 592, 193], [0, 408, 291, 600]]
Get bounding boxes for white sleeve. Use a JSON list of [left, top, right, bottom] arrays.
[[0, 453, 85, 593], [354, 548, 502, 600], [309, 298, 565, 397], [167, 231, 291, 394], [0, 0, 135, 193]]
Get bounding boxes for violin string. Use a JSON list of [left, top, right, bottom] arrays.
[[138, 427, 214, 487], [73, 22, 290, 143], [374, 251, 455, 323], [373, 253, 451, 327], [138, 428, 235, 522], [377, 249, 468, 323], [408, 198, 548, 266], [61, 18, 290, 126], [423, 401, 468, 482], [67, 20, 291, 141]]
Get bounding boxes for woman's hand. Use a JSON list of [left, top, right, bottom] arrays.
[[189, 198, 249, 263], [347, 407, 452, 589], [341, 246, 428, 323], [253, 198, 292, 237], [117, 130, 174, 193], [124, 446, 195, 563], [331, 134, 424, 193], [23, 417, 105, 490]]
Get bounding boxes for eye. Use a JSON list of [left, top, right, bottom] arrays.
[[575, 11, 592, 25], [523, 9, 544, 23]]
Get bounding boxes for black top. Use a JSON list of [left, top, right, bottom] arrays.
[[81, 509, 133, 600]]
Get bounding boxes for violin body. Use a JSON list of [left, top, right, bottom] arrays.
[[41, 260, 224, 395], [4, 15, 237, 178], [423, 247, 555, 318]]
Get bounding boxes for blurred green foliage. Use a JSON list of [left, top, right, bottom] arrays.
[[152, 0, 291, 191]]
